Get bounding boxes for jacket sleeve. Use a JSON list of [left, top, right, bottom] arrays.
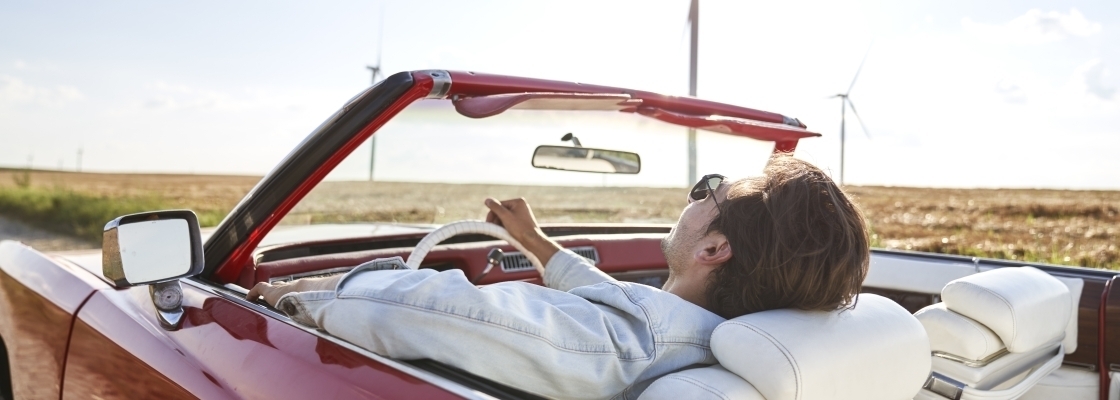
[[543, 248, 616, 291], [276, 257, 651, 400]]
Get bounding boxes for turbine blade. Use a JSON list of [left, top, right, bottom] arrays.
[[846, 43, 873, 95], [846, 98, 871, 138]]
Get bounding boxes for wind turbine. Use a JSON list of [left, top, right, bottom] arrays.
[[367, 11, 385, 182], [831, 47, 872, 186]]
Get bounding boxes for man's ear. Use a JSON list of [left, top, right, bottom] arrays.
[[694, 233, 732, 267]]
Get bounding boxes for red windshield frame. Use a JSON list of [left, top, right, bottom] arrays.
[[210, 70, 820, 282]]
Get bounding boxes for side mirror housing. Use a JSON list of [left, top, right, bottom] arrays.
[[102, 210, 204, 288]]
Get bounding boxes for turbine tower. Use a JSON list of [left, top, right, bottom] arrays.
[[367, 11, 385, 182], [832, 47, 872, 186], [686, 0, 699, 187]]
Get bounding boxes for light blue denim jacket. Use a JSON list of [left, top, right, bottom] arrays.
[[277, 249, 727, 400]]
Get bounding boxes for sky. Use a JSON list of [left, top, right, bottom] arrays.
[[1, 0, 1117, 189]]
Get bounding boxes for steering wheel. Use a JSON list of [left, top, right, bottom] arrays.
[[405, 220, 545, 274]]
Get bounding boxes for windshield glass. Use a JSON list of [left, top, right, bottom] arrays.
[[268, 99, 777, 238]]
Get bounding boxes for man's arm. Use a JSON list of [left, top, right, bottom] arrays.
[[249, 263, 656, 399], [485, 197, 614, 290]]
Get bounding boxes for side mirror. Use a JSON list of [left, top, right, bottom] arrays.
[[102, 210, 203, 288], [532, 145, 641, 174]]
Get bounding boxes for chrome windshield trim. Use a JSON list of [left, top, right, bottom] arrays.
[[182, 278, 496, 400], [422, 70, 452, 99]]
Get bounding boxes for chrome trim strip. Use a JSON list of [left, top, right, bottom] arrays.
[[500, 246, 599, 272], [182, 278, 496, 400], [932, 348, 1009, 368], [268, 266, 355, 284], [422, 70, 452, 99], [923, 371, 965, 400], [1063, 360, 1096, 371]]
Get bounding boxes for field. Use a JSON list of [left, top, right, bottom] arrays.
[[1, 169, 1117, 269]]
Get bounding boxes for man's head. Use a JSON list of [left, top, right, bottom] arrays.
[[661, 156, 869, 319]]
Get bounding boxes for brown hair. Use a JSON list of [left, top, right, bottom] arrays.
[[705, 156, 869, 319]]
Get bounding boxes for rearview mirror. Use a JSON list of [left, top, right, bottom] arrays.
[[532, 145, 641, 174], [102, 210, 204, 287]]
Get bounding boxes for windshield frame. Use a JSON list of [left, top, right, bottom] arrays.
[[202, 70, 819, 284]]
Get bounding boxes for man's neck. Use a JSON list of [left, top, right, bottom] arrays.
[[662, 273, 711, 311]]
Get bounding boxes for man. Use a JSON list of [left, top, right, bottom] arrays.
[[247, 156, 869, 399]]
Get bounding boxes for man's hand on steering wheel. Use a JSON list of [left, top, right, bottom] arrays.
[[484, 198, 562, 267]]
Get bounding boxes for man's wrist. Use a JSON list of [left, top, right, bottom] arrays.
[[521, 230, 561, 268]]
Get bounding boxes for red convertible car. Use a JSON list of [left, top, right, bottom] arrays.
[[0, 70, 1117, 399]]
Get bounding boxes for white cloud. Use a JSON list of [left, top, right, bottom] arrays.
[[0, 75, 84, 106], [995, 78, 1027, 104], [1078, 60, 1116, 101], [141, 81, 238, 111], [10, 59, 60, 72], [962, 9, 1101, 45]]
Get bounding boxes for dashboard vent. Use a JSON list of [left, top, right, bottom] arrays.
[[500, 246, 599, 272]]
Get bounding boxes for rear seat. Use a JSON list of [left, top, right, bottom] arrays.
[[913, 267, 1072, 400]]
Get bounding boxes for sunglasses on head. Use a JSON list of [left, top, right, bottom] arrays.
[[689, 174, 726, 216]]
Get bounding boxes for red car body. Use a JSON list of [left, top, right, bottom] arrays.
[[0, 71, 1116, 399]]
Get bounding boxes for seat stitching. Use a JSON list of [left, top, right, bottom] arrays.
[[661, 376, 732, 400], [955, 311, 1000, 357], [954, 281, 1017, 348], [716, 321, 801, 400]]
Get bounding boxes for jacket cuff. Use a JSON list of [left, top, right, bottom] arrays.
[[276, 290, 337, 328]]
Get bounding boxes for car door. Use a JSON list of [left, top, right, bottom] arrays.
[[60, 276, 467, 399], [0, 243, 106, 399]]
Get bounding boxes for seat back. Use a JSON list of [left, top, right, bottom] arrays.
[[640, 294, 931, 400], [915, 266, 1072, 400]]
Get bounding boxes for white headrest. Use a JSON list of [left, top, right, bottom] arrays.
[[941, 267, 1071, 353], [915, 303, 1005, 361], [710, 294, 931, 400]]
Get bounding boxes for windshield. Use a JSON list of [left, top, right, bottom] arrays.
[[268, 99, 777, 236]]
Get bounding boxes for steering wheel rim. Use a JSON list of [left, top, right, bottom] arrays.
[[405, 220, 545, 274]]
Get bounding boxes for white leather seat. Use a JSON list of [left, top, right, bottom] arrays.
[[639, 294, 931, 400], [913, 267, 1072, 400]]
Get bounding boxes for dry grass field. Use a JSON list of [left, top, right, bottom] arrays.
[[1, 169, 1117, 269], [848, 186, 1120, 269]]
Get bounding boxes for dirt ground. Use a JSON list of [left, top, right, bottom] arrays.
[[1, 169, 1116, 269], [0, 215, 94, 251]]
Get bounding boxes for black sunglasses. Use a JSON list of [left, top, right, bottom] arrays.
[[689, 174, 726, 213]]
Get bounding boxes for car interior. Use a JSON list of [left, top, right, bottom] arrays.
[[225, 91, 1100, 399], [232, 223, 1096, 400]]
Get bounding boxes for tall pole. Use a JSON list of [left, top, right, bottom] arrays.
[[367, 66, 378, 181], [687, 0, 699, 187], [839, 97, 847, 186]]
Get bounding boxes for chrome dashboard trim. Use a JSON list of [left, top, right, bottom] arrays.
[[500, 246, 598, 272], [267, 266, 355, 284]]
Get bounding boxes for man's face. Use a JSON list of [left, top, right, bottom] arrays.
[[661, 179, 733, 272]]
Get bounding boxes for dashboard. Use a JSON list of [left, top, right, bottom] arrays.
[[242, 232, 672, 290]]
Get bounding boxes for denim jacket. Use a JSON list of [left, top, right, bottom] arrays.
[[277, 249, 727, 400]]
